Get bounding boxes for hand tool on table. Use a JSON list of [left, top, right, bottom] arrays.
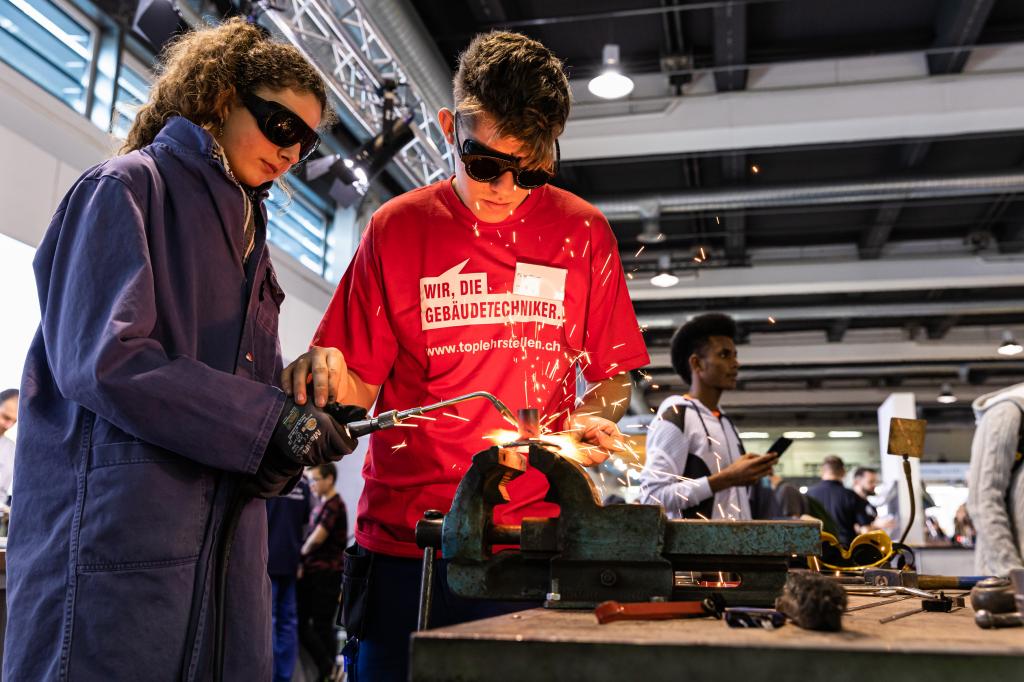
[[974, 611, 1024, 628], [724, 607, 787, 629], [973, 568, 1024, 629], [843, 584, 938, 599], [595, 596, 723, 624], [844, 594, 915, 612], [878, 593, 964, 624], [863, 567, 987, 591], [969, 577, 1016, 614]]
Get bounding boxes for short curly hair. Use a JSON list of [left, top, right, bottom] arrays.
[[453, 31, 571, 170], [670, 313, 737, 385], [122, 18, 332, 154]]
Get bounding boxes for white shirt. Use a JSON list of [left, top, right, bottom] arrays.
[[638, 394, 751, 521], [0, 435, 15, 498]]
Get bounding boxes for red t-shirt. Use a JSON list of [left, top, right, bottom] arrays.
[[313, 179, 649, 557]]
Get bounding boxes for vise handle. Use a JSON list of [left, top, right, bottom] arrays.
[[595, 599, 717, 624]]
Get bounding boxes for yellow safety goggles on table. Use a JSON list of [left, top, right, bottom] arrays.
[[814, 530, 894, 571]]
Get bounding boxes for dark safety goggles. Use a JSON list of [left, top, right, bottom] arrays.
[[242, 92, 320, 162], [454, 114, 558, 189]]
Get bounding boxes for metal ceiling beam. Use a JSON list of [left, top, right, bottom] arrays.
[[926, 315, 962, 340], [713, 1, 747, 92], [720, 152, 747, 264], [595, 170, 1024, 218], [856, 139, 935, 259], [637, 299, 1024, 328], [859, 203, 903, 259], [900, 140, 933, 168], [1000, 223, 1024, 254], [646, 362, 1024, 383], [263, 1, 453, 188], [627, 255, 1024, 301], [928, 0, 996, 76], [705, 386, 993, 409], [488, 0, 782, 29], [827, 319, 850, 344], [561, 65, 1024, 160], [645, 339, 1016, 369]]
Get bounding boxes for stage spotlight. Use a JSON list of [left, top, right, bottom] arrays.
[[305, 80, 416, 207]]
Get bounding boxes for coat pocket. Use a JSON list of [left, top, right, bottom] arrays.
[[77, 441, 211, 568], [68, 562, 195, 681]]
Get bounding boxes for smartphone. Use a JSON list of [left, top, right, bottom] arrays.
[[767, 436, 793, 457]]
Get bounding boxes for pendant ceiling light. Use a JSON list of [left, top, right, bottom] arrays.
[[588, 44, 634, 100]]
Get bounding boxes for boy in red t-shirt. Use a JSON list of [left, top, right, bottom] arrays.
[[282, 31, 649, 680]]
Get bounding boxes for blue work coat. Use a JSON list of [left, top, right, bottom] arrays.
[[4, 117, 288, 681]]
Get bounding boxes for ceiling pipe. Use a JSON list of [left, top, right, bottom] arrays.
[[592, 171, 1024, 219]]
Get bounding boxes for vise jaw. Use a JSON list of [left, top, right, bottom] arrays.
[[415, 443, 820, 608]]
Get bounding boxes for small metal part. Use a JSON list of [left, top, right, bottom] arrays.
[[517, 408, 539, 440], [845, 595, 914, 612], [975, 610, 1024, 629], [845, 585, 937, 599], [724, 607, 786, 629], [545, 578, 561, 605], [879, 594, 954, 624], [416, 509, 444, 632]]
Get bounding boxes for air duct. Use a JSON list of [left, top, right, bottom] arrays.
[[593, 171, 1024, 219]]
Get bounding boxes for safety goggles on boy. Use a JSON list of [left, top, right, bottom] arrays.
[[454, 114, 558, 189], [242, 92, 320, 162]]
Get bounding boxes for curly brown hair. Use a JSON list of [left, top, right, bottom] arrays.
[[453, 31, 571, 170], [121, 18, 332, 154]]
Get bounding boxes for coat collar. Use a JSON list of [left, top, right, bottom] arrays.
[[153, 116, 274, 199]]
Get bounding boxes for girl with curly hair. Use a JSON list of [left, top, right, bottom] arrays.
[[5, 18, 359, 682]]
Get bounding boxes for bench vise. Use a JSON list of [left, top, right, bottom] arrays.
[[415, 441, 820, 611]]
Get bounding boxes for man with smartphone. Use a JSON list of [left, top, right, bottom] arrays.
[[639, 313, 779, 520]]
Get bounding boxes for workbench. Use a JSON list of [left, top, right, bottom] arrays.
[[411, 595, 1024, 681]]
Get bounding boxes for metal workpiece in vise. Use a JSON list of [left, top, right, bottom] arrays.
[[414, 437, 821, 620]]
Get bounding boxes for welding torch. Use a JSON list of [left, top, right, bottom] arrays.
[[337, 391, 519, 439]]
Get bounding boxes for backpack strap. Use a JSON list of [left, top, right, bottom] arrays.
[[659, 404, 715, 520]]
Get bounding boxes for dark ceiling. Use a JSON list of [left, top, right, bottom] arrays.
[[408, 0, 1024, 425]]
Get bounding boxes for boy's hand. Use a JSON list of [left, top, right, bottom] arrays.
[[281, 346, 348, 407], [569, 413, 623, 466]]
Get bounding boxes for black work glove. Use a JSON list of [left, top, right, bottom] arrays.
[[242, 448, 303, 500], [269, 397, 365, 467], [323, 403, 369, 431]]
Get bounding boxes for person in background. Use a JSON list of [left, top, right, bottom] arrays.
[[851, 466, 894, 535], [954, 502, 976, 547], [639, 313, 780, 520], [771, 473, 809, 519], [806, 455, 874, 546], [299, 463, 348, 681], [0, 388, 18, 523], [267, 475, 313, 682], [967, 383, 1024, 576]]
